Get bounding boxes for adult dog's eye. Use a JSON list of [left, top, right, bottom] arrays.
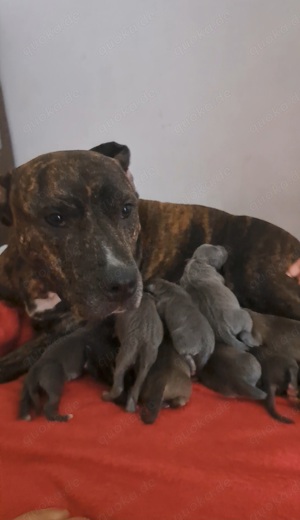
[[45, 213, 65, 227], [121, 203, 133, 219]]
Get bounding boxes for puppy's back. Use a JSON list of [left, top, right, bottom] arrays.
[[116, 293, 162, 345]]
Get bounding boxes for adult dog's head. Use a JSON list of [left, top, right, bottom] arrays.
[[0, 142, 143, 319]]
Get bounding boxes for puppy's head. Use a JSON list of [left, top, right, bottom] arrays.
[[0, 142, 143, 319], [192, 244, 228, 270]]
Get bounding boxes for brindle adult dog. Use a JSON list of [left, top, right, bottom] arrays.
[[0, 141, 300, 383]]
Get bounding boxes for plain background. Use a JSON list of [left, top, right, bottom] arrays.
[[0, 0, 300, 238]]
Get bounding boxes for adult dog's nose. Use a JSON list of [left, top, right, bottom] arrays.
[[105, 266, 138, 301]]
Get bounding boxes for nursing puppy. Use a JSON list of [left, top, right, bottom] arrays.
[[19, 325, 92, 421], [146, 278, 215, 374], [181, 244, 259, 350], [199, 342, 266, 400], [250, 347, 299, 424], [102, 292, 164, 412], [140, 336, 192, 424]]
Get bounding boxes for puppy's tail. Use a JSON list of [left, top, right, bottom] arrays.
[[264, 385, 294, 424], [235, 381, 267, 401]]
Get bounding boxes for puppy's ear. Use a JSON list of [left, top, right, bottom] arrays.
[[0, 171, 13, 226], [90, 141, 130, 172]]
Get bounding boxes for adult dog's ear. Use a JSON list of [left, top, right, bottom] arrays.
[[91, 141, 136, 191], [91, 141, 130, 172], [0, 171, 13, 226]]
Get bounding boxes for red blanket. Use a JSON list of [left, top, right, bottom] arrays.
[[0, 304, 299, 520]]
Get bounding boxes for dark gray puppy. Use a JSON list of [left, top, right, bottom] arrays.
[[19, 325, 90, 422], [146, 278, 215, 374], [199, 342, 266, 400], [102, 292, 164, 412], [180, 244, 259, 350], [250, 347, 299, 424]]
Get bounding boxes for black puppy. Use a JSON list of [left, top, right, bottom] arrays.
[[19, 323, 104, 421], [250, 347, 299, 424]]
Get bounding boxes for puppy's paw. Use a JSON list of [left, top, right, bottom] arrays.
[[102, 390, 109, 400], [46, 413, 72, 422], [102, 390, 113, 402], [102, 386, 123, 402], [287, 384, 298, 399], [140, 406, 156, 425], [184, 355, 196, 376], [126, 397, 136, 413], [169, 396, 188, 408], [20, 414, 32, 421]]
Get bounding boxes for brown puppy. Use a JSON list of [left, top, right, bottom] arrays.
[[250, 347, 299, 424], [199, 342, 266, 400], [103, 293, 164, 412], [139, 336, 192, 424], [1, 141, 300, 383]]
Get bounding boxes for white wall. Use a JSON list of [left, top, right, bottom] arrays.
[[0, 0, 300, 237]]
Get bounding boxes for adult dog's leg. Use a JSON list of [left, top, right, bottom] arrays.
[[0, 313, 82, 383]]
